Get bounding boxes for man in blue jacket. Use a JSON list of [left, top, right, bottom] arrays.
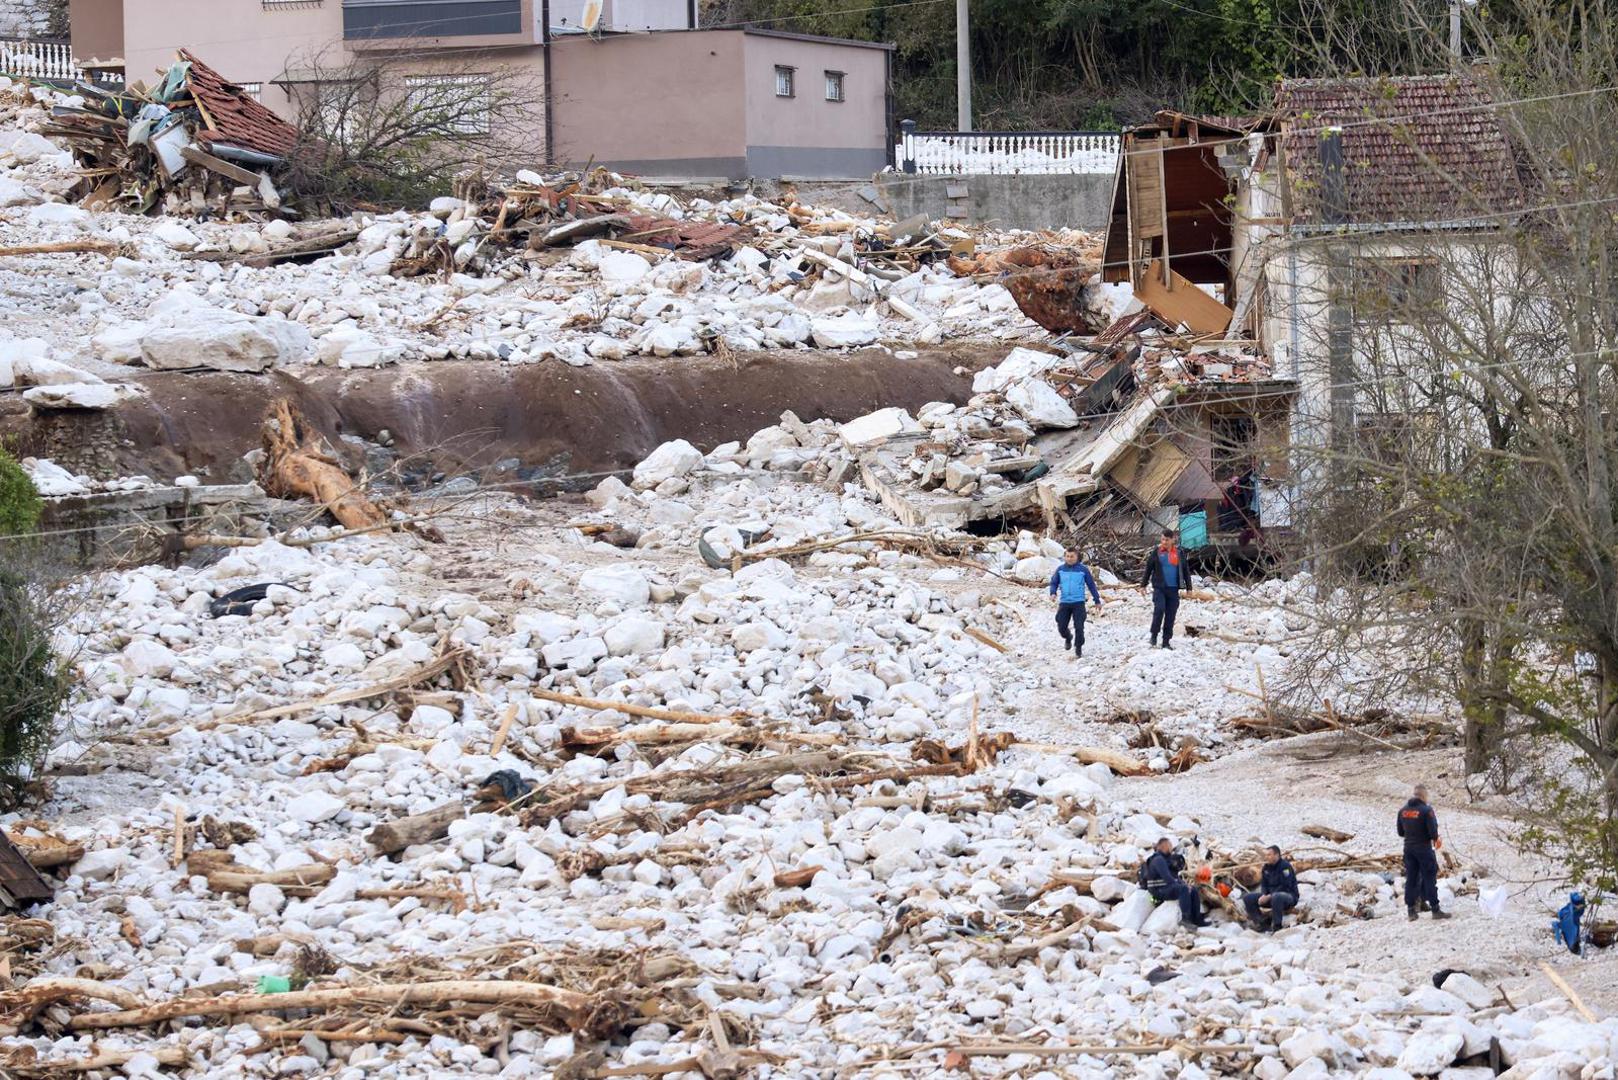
[[1242, 845, 1299, 932], [1049, 548, 1102, 658], [1140, 529, 1192, 648]]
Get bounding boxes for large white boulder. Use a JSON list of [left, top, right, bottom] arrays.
[[317, 328, 390, 369], [599, 250, 652, 284], [1140, 899, 1185, 935], [1110, 888, 1156, 932], [23, 382, 137, 410], [972, 346, 1059, 393], [810, 312, 878, 349], [838, 407, 920, 449], [140, 302, 314, 373], [154, 222, 202, 251], [1006, 378, 1079, 429], [632, 440, 703, 489], [0, 131, 64, 165], [577, 565, 651, 608], [1395, 1030, 1462, 1076]]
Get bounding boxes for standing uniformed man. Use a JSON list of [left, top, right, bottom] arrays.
[[1397, 783, 1451, 921]]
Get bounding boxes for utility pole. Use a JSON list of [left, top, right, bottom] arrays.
[[956, 0, 972, 131], [1448, 0, 1462, 58]]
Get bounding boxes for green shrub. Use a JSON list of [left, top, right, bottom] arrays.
[[0, 449, 41, 537], [0, 566, 73, 805]]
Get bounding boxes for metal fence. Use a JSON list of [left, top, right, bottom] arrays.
[[0, 38, 123, 85], [897, 119, 1121, 176]]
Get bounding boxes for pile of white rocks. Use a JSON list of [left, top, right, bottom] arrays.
[[7, 440, 1610, 1076], [1, 87, 1059, 381]]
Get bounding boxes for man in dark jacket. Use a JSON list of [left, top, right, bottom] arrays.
[[1242, 845, 1298, 932], [1397, 783, 1451, 921], [1139, 529, 1192, 648], [1048, 548, 1103, 658], [1142, 837, 1208, 927]]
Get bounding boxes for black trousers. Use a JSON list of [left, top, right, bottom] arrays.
[[1151, 587, 1182, 642], [1243, 889, 1296, 929], [1150, 881, 1202, 923], [1403, 846, 1439, 910], [1055, 602, 1087, 651]]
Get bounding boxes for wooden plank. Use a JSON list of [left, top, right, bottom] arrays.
[[179, 144, 261, 186], [1110, 438, 1193, 507], [1135, 260, 1234, 337], [1128, 140, 1165, 241]]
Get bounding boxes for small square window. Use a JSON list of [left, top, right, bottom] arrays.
[[238, 82, 263, 102], [774, 65, 794, 98], [824, 71, 844, 102]]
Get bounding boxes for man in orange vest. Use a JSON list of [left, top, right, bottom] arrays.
[[1139, 529, 1192, 648]]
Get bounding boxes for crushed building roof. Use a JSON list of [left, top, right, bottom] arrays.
[[1275, 74, 1524, 227], [178, 48, 299, 159]]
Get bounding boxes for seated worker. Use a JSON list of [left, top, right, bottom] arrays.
[[1242, 845, 1298, 932], [1141, 837, 1209, 927]]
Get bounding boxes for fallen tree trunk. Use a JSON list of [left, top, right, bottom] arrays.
[[206, 864, 335, 896], [258, 398, 387, 531], [12, 1046, 187, 1075], [0, 977, 148, 1029], [142, 647, 471, 739], [368, 801, 465, 854], [66, 980, 618, 1036], [0, 240, 125, 258], [1013, 742, 1150, 777], [531, 688, 749, 725]]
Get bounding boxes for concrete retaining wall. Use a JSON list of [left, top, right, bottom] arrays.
[[878, 172, 1115, 232]]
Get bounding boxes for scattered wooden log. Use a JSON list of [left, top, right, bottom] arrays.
[[10, 1045, 187, 1075], [1013, 741, 1150, 777], [6, 832, 84, 870], [368, 801, 467, 855], [1302, 824, 1354, 844], [530, 688, 748, 725], [0, 239, 126, 258], [259, 398, 387, 532], [148, 647, 472, 738], [65, 980, 621, 1036], [772, 866, 822, 889], [0, 976, 147, 1028], [205, 864, 336, 897]]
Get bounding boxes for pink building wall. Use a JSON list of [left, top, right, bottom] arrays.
[[549, 30, 746, 177], [551, 29, 888, 179], [741, 31, 888, 178]]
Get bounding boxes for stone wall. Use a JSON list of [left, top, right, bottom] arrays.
[[0, 0, 65, 38], [878, 172, 1116, 232]]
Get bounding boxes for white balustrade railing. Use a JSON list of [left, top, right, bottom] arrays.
[[896, 123, 1120, 176], [0, 39, 124, 84]]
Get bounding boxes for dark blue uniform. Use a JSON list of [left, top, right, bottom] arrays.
[[1397, 798, 1440, 912], [1242, 857, 1298, 930], [1143, 849, 1203, 924]]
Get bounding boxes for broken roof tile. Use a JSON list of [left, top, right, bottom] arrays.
[[179, 48, 299, 160], [1275, 75, 1524, 226]]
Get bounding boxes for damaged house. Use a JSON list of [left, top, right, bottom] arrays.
[[1102, 75, 1529, 543]]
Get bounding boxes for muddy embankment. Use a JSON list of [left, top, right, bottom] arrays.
[[1, 345, 999, 487]]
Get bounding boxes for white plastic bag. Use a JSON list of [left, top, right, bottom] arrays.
[[1479, 884, 1509, 918]]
